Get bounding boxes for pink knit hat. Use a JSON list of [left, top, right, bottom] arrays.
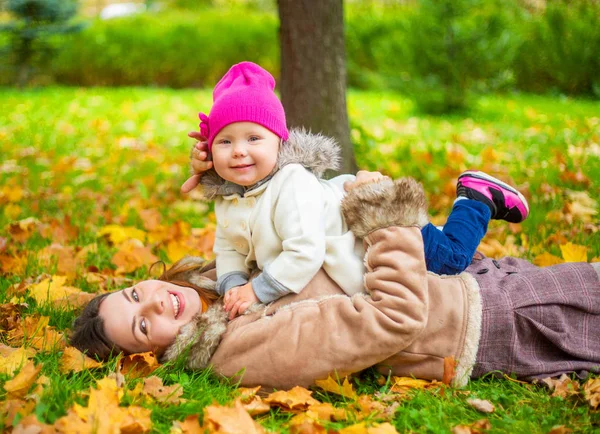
[[199, 62, 289, 150]]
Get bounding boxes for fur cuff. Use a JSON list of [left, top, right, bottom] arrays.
[[160, 304, 228, 369], [341, 177, 429, 238]]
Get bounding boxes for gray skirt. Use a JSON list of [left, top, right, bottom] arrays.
[[467, 256, 600, 380]]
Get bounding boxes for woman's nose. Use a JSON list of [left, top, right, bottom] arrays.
[[141, 293, 164, 316]]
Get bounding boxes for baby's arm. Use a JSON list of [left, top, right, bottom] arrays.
[[213, 223, 251, 296], [252, 165, 327, 303]]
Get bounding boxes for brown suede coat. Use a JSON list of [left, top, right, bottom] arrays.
[[162, 178, 482, 389]]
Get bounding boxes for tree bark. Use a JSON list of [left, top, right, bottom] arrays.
[[277, 0, 358, 175]]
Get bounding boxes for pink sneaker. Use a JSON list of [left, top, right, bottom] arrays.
[[457, 171, 529, 223]]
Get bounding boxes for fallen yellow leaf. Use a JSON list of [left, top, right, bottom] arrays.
[[533, 252, 565, 267], [97, 225, 146, 245], [28, 276, 83, 304], [264, 386, 321, 411], [583, 377, 600, 409], [202, 400, 265, 433], [560, 243, 588, 263], [142, 376, 183, 404], [120, 352, 159, 379], [3, 360, 41, 399], [315, 375, 358, 400], [60, 346, 103, 373], [339, 422, 399, 434], [390, 377, 433, 394]]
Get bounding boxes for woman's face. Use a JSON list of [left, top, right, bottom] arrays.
[[98, 280, 202, 354]]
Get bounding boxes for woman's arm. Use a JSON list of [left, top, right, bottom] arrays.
[[210, 177, 431, 389]]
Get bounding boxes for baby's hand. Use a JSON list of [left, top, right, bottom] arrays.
[[223, 282, 259, 320], [344, 170, 389, 192], [181, 132, 213, 193]]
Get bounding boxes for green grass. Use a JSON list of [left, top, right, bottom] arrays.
[[0, 87, 599, 432]]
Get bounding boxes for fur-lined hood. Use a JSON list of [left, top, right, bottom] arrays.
[[198, 128, 341, 199]]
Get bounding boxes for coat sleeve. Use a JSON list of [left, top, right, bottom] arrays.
[[213, 209, 250, 295], [252, 164, 327, 303], [210, 177, 431, 389]]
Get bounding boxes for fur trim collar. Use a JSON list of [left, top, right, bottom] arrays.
[[199, 128, 341, 199], [341, 177, 430, 238], [160, 303, 228, 369]]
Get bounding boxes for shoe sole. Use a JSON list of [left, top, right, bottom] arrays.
[[458, 170, 530, 216]]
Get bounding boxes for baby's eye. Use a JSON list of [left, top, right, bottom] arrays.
[[249, 136, 260, 142], [132, 289, 139, 302], [140, 318, 147, 335], [217, 139, 230, 145]]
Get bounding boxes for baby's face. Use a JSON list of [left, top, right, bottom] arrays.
[[211, 122, 280, 186]]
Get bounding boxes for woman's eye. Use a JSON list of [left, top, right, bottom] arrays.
[[140, 319, 147, 335], [132, 289, 139, 302]]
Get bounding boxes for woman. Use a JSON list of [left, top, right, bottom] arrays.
[[71, 174, 600, 389]]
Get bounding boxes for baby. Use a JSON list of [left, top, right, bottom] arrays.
[[190, 62, 529, 319]]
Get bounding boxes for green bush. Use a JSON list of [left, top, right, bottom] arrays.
[[514, 0, 600, 97], [396, 0, 521, 113], [50, 9, 278, 87]]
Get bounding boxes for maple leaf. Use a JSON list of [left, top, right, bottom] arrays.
[[542, 374, 580, 399], [142, 376, 183, 404], [264, 386, 321, 411], [564, 191, 597, 223], [288, 412, 327, 434], [201, 400, 265, 433], [5, 217, 40, 243], [0, 302, 25, 331], [390, 377, 435, 394], [315, 375, 358, 400], [0, 345, 36, 375], [112, 239, 158, 274], [583, 377, 600, 409], [138, 208, 162, 231], [120, 352, 159, 379], [7, 316, 66, 351], [28, 276, 84, 304], [3, 360, 41, 399], [559, 242, 588, 263], [533, 252, 565, 267], [37, 244, 79, 277], [59, 346, 103, 374], [306, 402, 346, 422], [0, 399, 36, 428]]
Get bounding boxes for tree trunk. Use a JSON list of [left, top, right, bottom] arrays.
[[277, 0, 358, 175]]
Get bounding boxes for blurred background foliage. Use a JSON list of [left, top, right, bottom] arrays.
[[0, 0, 599, 113]]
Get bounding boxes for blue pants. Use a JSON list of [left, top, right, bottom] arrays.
[[421, 199, 491, 275]]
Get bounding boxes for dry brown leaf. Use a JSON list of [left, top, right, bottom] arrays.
[[171, 415, 204, 434], [306, 402, 346, 421], [237, 386, 261, 403], [201, 400, 265, 433], [443, 356, 456, 385], [466, 398, 495, 413], [315, 375, 358, 400], [452, 419, 491, 434], [4, 361, 42, 399], [0, 302, 26, 331], [139, 209, 162, 231], [112, 239, 158, 274], [0, 399, 37, 427], [241, 396, 271, 417], [0, 253, 28, 275], [12, 414, 56, 434], [583, 377, 600, 409], [288, 413, 327, 434], [120, 352, 159, 379], [264, 386, 321, 411], [542, 374, 580, 398], [338, 422, 399, 434], [142, 375, 183, 404], [6, 217, 40, 243], [533, 252, 565, 267], [59, 346, 103, 373], [8, 316, 66, 352], [37, 244, 79, 277]]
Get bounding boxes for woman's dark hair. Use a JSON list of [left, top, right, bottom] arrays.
[[69, 258, 218, 361]]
